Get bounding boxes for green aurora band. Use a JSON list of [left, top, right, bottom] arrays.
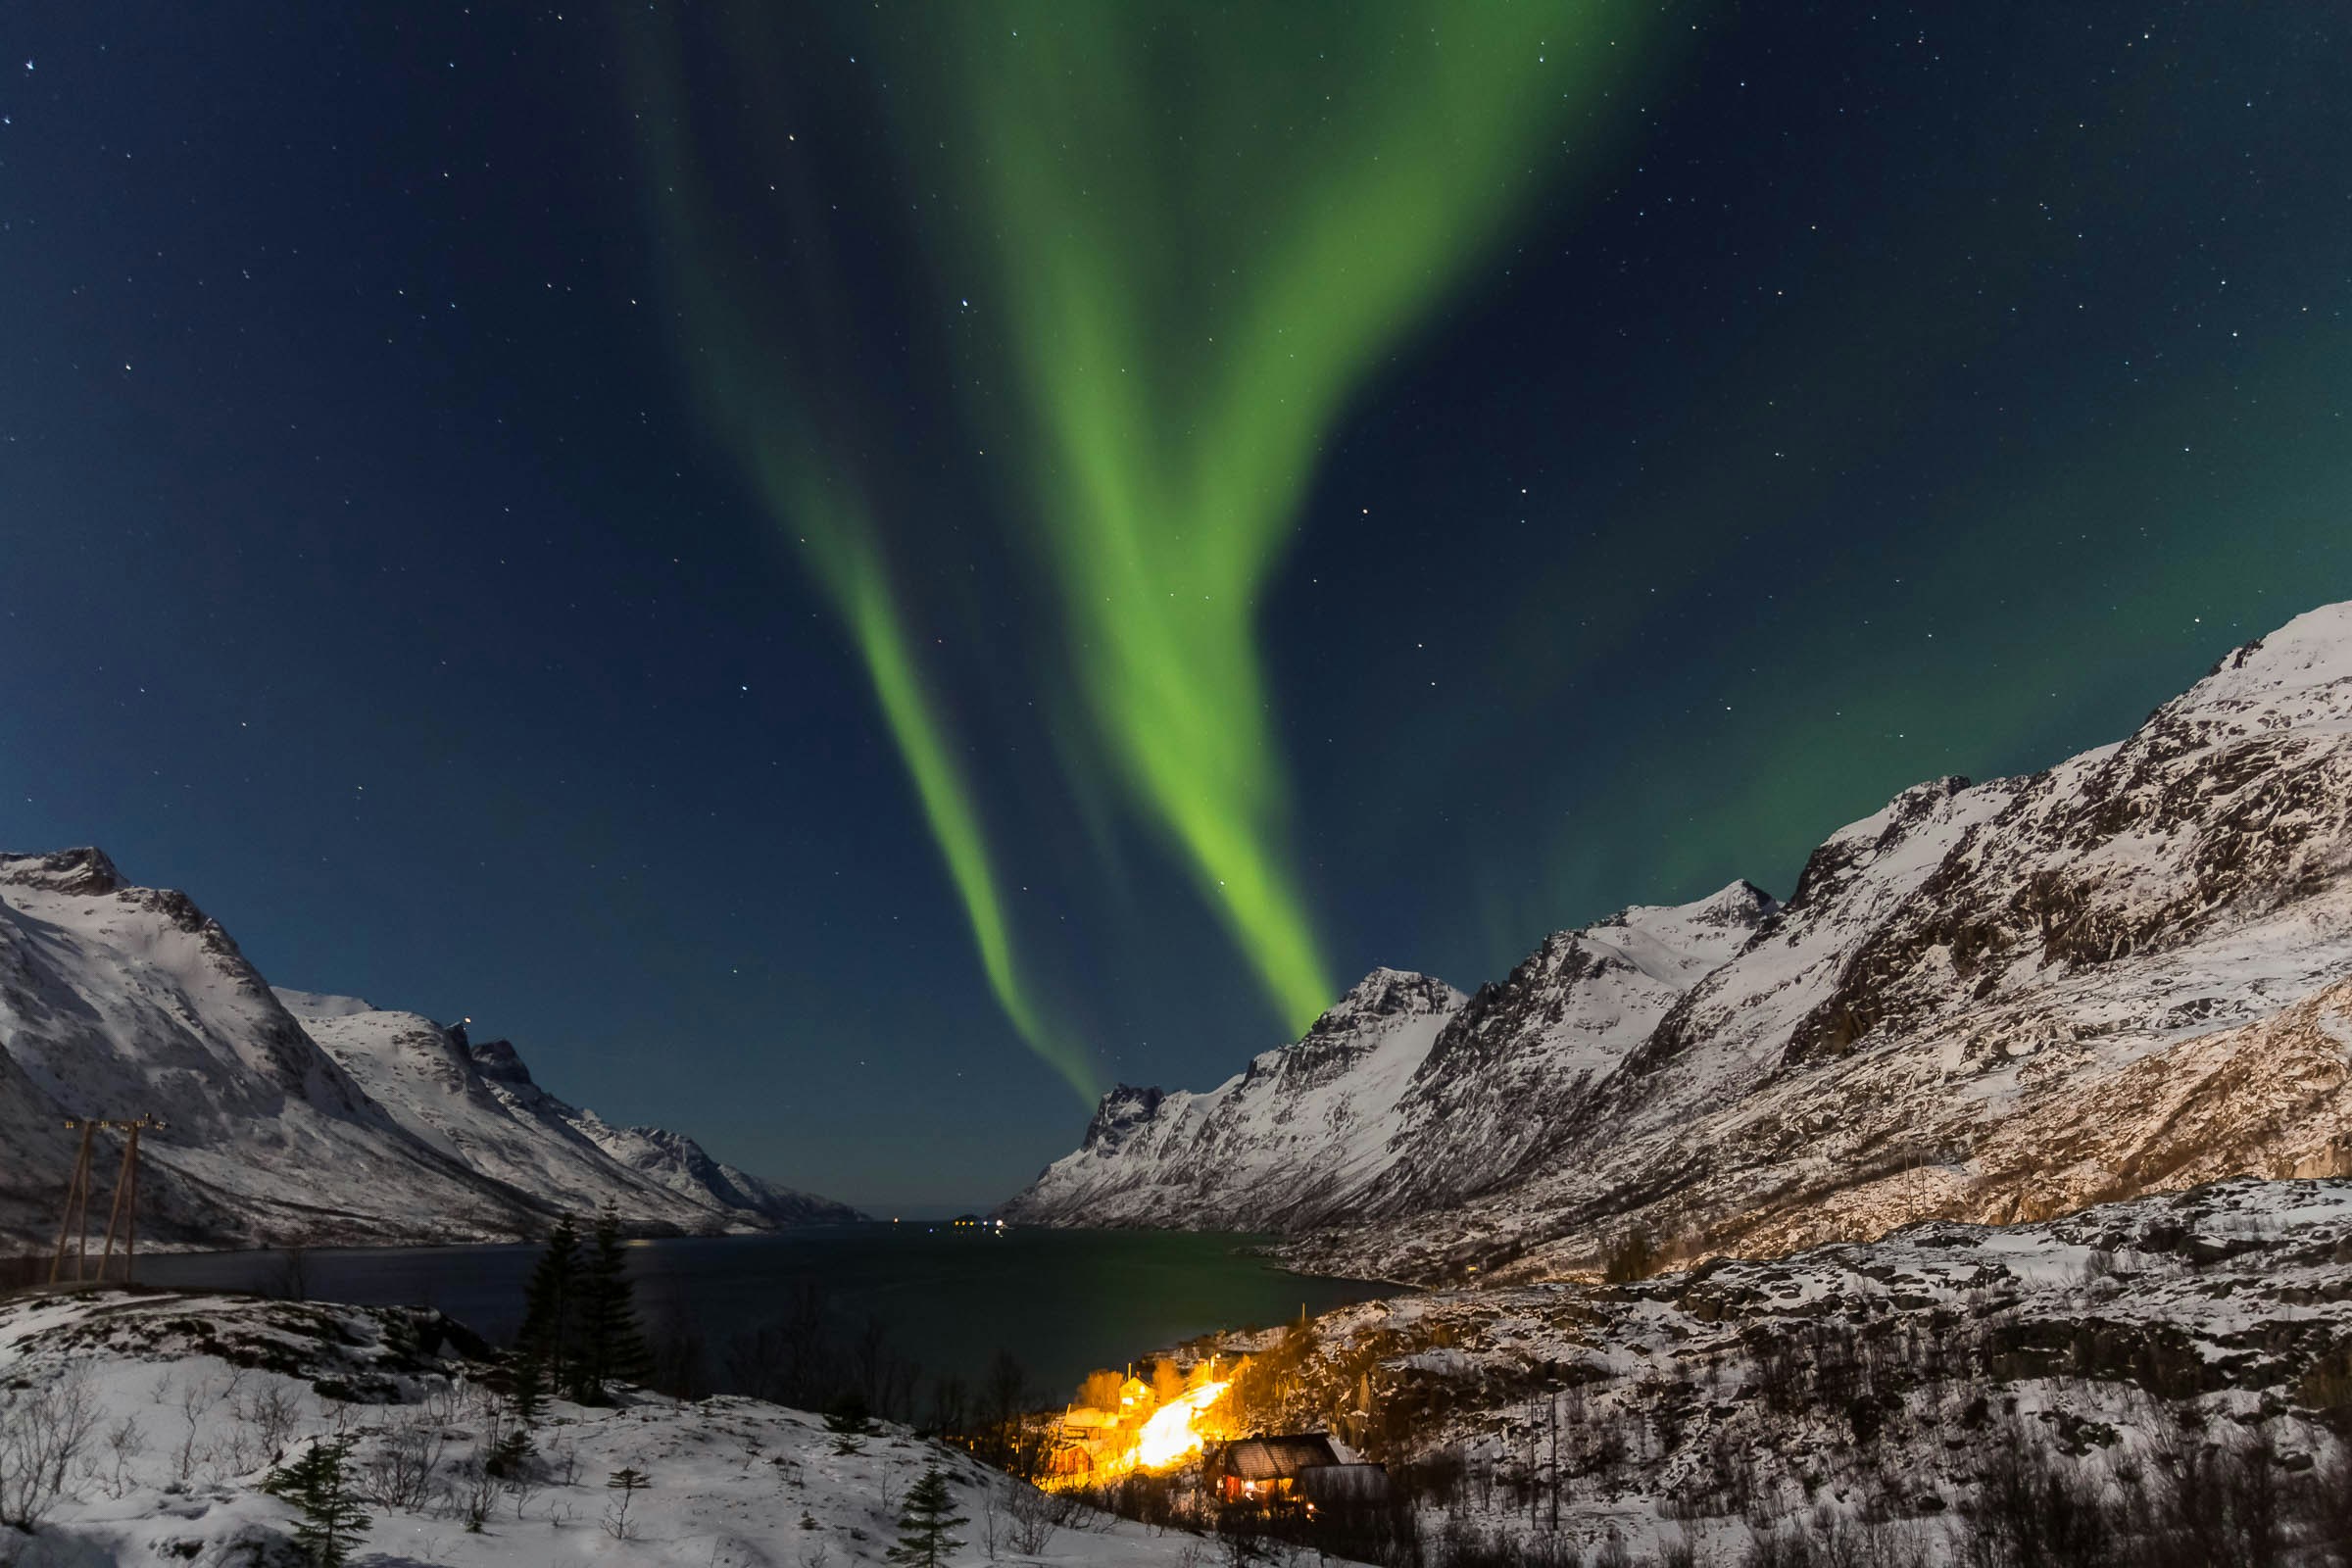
[[637, 2, 1649, 1091], [635, 38, 1090, 1100], [905, 4, 1647, 1036]]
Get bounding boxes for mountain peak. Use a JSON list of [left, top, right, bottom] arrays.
[[1307, 968, 1462, 1036], [0, 846, 124, 895], [2172, 600, 2352, 724], [1081, 1084, 1166, 1151], [467, 1037, 537, 1088]]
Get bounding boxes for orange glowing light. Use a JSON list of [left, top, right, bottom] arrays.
[[1133, 1380, 1230, 1471]]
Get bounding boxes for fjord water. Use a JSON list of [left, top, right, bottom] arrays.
[[134, 1226, 1393, 1396]]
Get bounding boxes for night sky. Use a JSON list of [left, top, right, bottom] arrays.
[[5, 3, 2347, 1212]]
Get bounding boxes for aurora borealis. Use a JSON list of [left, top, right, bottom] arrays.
[[5, 3, 2350, 1206], [646, 3, 1654, 1087]]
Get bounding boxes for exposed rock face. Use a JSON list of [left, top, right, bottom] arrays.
[[0, 860, 860, 1250], [1009, 602, 2352, 1287]]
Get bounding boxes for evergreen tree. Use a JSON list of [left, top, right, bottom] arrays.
[[517, 1212, 582, 1407], [886, 1465, 967, 1567], [510, 1335, 546, 1426], [825, 1393, 877, 1454], [264, 1438, 370, 1568], [574, 1200, 649, 1403]]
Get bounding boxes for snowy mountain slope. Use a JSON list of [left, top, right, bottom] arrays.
[[1012, 601, 2352, 1287], [1360, 880, 1778, 1217], [282, 991, 858, 1230], [1003, 885, 1774, 1232], [0, 850, 858, 1250], [0, 849, 542, 1249], [1004, 968, 1465, 1232], [1191, 1177, 2352, 1561]]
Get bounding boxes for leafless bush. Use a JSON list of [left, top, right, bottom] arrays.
[[419, 1381, 462, 1428], [356, 1417, 445, 1510], [213, 1407, 268, 1479], [173, 1374, 217, 1482], [448, 1456, 499, 1532], [0, 1370, 100, 1531], [602, 1466, 650, 1541], [97, 1414, 145, 1500], [239, 1383, 302, 1461], [1006, 1481, 1069, 1554], [506, 1459, 544, 1522]]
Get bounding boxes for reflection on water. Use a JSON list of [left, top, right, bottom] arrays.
[[133, 1225, 1395, 1398]]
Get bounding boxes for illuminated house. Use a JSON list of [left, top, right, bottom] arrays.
[[1207, 1435, 1390, 1507]]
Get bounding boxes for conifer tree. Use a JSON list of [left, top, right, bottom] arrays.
[[264, 1438, 370, 1567], [517, 1211, 582, 1407], [886, 1465, 967, 1567], [574, 1200, 649, 1403], [511, 1335, 546, 1426]]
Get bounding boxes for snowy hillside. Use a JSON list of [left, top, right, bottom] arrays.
[[0, 850, 857, 1250], [1009, 601, 2352, 1286], [1190, 1177, 2352, 1562], [0, 1289, 1227, 1568]]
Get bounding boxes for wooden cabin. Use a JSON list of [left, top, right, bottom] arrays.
[[1206, 1435, 1390, 1508]]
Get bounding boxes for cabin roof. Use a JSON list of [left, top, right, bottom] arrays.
[[1219, 1434, 1341, 1480]]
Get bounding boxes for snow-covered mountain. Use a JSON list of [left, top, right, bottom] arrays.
[[1007, 601, 2352, 1285], [280, 992, 858, 1231], [1004, 884, 1774, 1233], [0, 849, 858, 1249]]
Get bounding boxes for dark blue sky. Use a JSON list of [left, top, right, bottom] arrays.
[[4, 2, 2346, 1211]]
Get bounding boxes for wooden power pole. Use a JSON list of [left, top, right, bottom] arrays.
[[49, 1114, 165, 1288]]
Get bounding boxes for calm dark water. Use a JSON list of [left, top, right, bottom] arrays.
[[133, 1226, 1394, 1398]]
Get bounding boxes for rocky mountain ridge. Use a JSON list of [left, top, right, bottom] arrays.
[[0, 848, 858, 1249], [1006, 601, 2352, 1287]]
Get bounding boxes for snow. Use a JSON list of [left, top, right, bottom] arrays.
[[0, 858, 858, 1251], [1006, 599, 2352, 1290], [1177, 1178, 2352, 1561], [1004, 883, 1779, 1234], [0, 1290, 1241, 1567]]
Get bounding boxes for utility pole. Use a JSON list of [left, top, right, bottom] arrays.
[[49, 1114, 166, 1287]]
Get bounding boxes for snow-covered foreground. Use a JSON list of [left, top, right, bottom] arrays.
[[0, 1290, 1232, 1568]]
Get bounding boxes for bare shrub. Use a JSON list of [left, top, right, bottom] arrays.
[[241, 1383, 302, 1461], [98, 1414, 146, 1500], [448, 1456, 499, 1532], [1005, 1482, 1068, 1554], [173, 1374, 217, 1482], [0, 1370, 100, 1531], [357, 1417, 445, 1510], [506, 1460, 544, 1523]]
